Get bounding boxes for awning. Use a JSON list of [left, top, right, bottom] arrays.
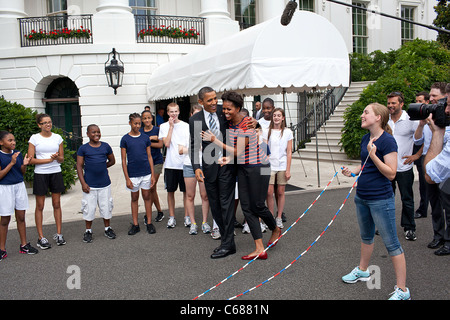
[[146, 11, 350, 101]]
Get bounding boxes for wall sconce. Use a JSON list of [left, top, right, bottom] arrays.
[[104, 48, 124, 95]]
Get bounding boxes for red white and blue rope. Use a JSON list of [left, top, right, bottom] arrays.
[[192, 170, 340, 300]]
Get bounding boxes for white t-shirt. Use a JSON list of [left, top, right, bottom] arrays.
[[158, 120, 189, 170], [28, 132, 63, 174], [258, 117, 271, 130], [388, 111, 419, 172], [263, 128, 293, 171]]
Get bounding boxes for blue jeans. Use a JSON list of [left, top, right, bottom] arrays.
[[354, 194, 404, 257]]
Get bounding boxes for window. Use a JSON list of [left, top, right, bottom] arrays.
[[47, 0, 67, 16], [299, 0, 315, 12], [401, 6, 415, 45], [352, 2, 368, 54], [129, 0, 157, 15], [235, 0, 256, 30]]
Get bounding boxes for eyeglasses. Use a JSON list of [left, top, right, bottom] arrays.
[[39, 121, 52, 125]]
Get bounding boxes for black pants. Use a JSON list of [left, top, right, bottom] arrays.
[[238, 164, 276, 241], [392, 168, 416, 232], [440, 189, 450, 246], [415, 154, 428, 216], [204, 164, 236, 250]]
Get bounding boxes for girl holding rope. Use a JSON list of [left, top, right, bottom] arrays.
[[341, 103, 410, 300]]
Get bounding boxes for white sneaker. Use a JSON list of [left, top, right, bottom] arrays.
[[260, 222, 267, 233], [184, 216, 191, 227], [242, 223, 250, 234], [388, 286, 411, 300], [167, 216, 176, 228], [211, 227, 221, 239], [202, 222, 211, 234], [276, 217, 284, 229], [189, 223, 198, 235]]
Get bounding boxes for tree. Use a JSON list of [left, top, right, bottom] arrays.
[[434, 0, 450, 48]]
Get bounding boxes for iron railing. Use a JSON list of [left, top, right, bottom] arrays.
[[135, 14, 205, 45], [19, 14, 93, 47], [290, 86, 348, 153]]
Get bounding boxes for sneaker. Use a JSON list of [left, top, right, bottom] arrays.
[[242, 223, 250, 234], [342, 266, 371, 284], [37, 237, 52, 249], [184, 216, 191, 227], [202, 222, 211, 234], [281, 212, 287, 222], [0, 249, 6, 261], [83, 231, 93, 243], [405, 230, 417, 241], [143, 215, 148, 225], [146, 223, 156, 234], [19, 242, 39, 255], [211, 227, 221, 239], [128, 224, 140, 235], [167, 217, 176, 228], [260, 222, 267, 233], [104, 228, 116, 239], [53, 234, 66, 246], [189, 223, 198, 235], [388, 286, 411, 300], [276, 217, 284, 229], [155, 211, 164, 222]]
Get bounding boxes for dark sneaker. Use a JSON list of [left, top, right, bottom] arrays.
[[128, 224, 140, 235], [155, 211, 164, 222], [146, 223, 156, 234], [0, 249, 7, 261], [20, 242, 39, 255], [104, 227, 116, 239], [37, 237, 52, 249], [405, 230, 417, 241], [53, 234, 66, 246], [83, 231, 93, 243]]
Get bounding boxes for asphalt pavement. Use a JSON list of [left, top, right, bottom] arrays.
[[1, 158, 448, 307]]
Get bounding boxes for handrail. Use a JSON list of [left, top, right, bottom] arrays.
[[289, 86, 348, 153]]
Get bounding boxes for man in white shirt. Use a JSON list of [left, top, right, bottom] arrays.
[[387, 92, 420, 241], [159, 102, 189, 228]]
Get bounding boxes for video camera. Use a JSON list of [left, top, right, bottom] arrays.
[[407, 98, 449, 128]]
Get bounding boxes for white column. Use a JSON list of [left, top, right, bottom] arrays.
[[259, 0, 285, 21], [93, 0, 135, 45], [200, 0, 239, 44], [0, 0, 26, 49], [96, 0, 132, 13]]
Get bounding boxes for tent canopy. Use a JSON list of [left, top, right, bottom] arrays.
[[146, 11, 350, 101]]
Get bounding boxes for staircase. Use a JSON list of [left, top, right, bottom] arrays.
[[293, 81, 375, 164]]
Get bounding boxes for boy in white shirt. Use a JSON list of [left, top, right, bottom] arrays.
[[158, 103, 189, 228]]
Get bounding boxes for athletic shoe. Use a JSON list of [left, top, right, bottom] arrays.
[[405, 230, 417, 241], [0, 249, 7, 261], [37, 237, 52, 249], [342, 266, 371, 283], [388, 286, 411, 300], [211, 227, 221, 239], [104, 228, 116, 239], [167, 217, 176, 228], [143, 215, 148, 225], [20, 242, 39, 254], [83, 231, 93, 243], [53, 234, 66, 246], [155, 211, 164, 222], [189, 223, 198, 235], [202, 222, 211, 234], [184, 216, 191, 227], [276, 217, 284, 229], [242, 223, 250, 234], [146, 223, 156, 234], [128, 224, 140, 235], [260, 222, 267, 233]]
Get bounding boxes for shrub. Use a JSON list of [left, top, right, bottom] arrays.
[[0, 97, 77, 192], [341, 39, 450, 159]]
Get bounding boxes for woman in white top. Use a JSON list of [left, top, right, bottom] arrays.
[[263, 108, 293, 228], [28, 114, 65, 249]]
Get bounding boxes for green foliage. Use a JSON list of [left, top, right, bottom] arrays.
[[341, 39, 450, 159], [0, 97, 77, 192], [350, 49, 397, 82], [433, 0, 450, 49]]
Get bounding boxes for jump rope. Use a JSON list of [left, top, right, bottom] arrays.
[[193, 146, 374, 301]]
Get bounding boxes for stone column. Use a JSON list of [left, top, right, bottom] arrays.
[[199, 0, 239, 44], [93, 0, 135, 44], [0, 0, 27, 49]]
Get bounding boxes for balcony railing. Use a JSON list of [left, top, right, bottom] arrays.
[[19, 15, 93, 47], [135, 15, 205, 45]]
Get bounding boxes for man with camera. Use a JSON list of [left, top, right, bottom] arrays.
[[422, 83, 450, 256]]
